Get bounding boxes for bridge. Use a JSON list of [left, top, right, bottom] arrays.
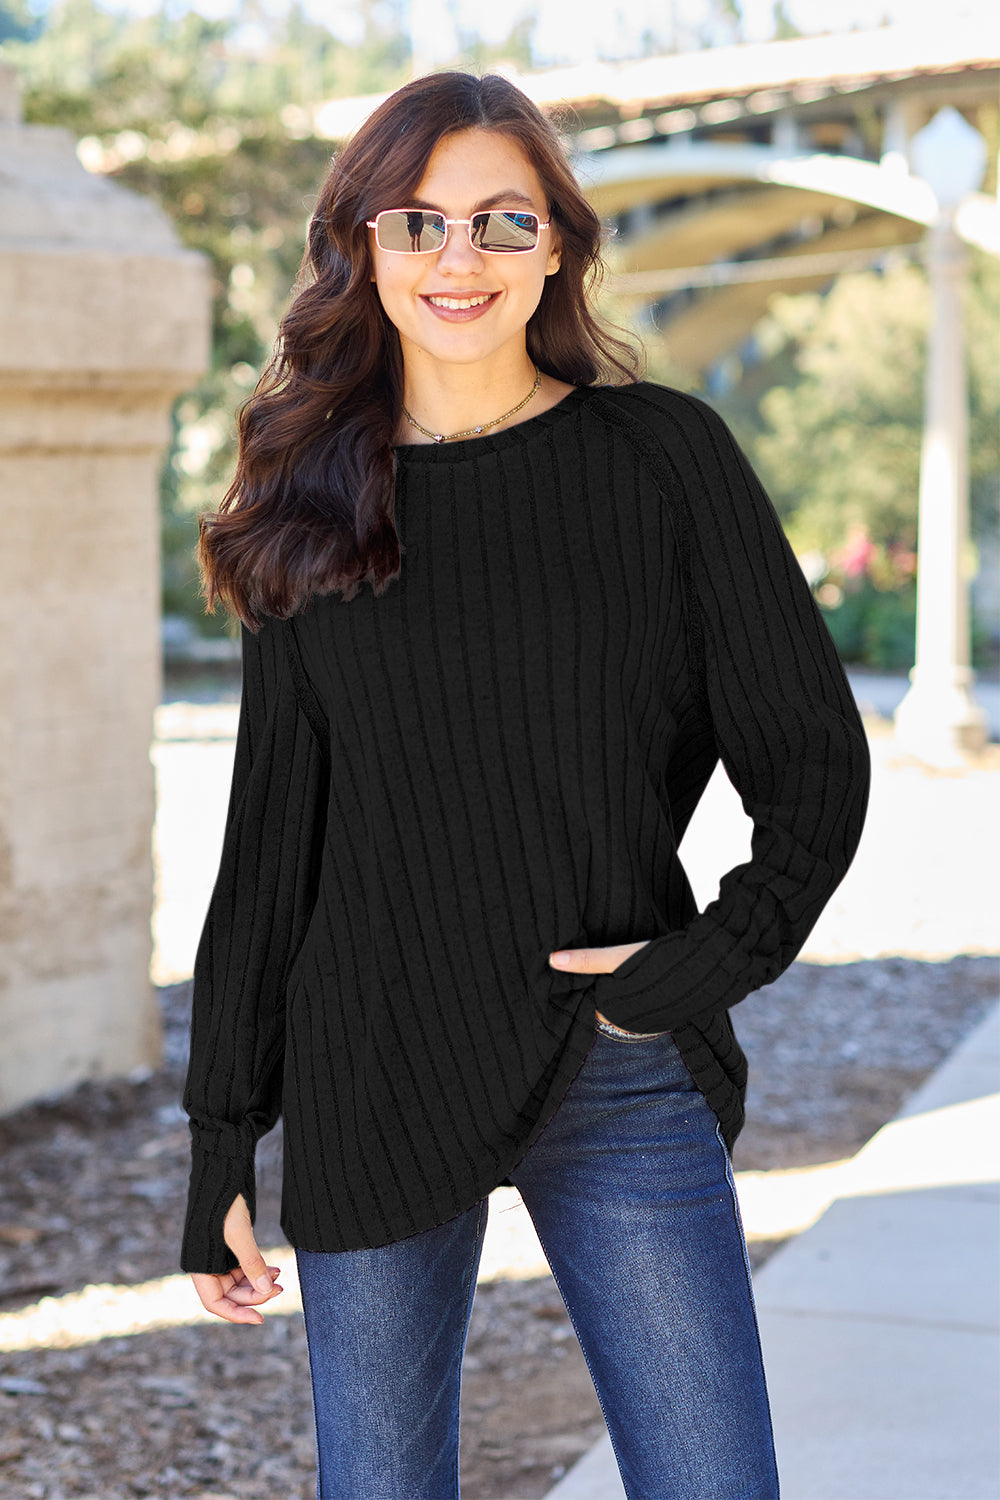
[[313, 19, 1000, 381]]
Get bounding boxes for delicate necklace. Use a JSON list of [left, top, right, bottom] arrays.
[[402, 366, 542, 444]]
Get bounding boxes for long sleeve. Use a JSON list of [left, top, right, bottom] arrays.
[[180, 616, 329, 1274], [591, 387, 871, 1034]]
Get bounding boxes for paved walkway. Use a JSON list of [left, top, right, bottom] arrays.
[[544, 998, 1000, 1500]]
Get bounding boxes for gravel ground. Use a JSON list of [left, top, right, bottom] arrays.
[[0, 952, 996, 1500]]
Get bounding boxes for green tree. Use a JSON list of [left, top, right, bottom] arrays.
[[748, 254, 999, 552], [710, 251, 1000, 667], [3, 0, 410, 635]]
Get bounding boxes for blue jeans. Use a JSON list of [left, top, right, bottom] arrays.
[[295, 1021, 780, 1500]]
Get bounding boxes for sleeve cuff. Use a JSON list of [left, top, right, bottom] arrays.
[[179, 1142, 258, 1275]]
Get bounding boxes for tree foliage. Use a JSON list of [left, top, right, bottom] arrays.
[[4, 0, 413, 633], [747, 255, 999, 554], [708, 252, 1000, 667]]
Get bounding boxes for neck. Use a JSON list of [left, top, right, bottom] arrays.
[[398, 349, 540, 444]]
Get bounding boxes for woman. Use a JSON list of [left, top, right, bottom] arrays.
[[180, 70, 870, 1500]]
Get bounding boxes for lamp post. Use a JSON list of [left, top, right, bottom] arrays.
[[894, 107, 990, 762]]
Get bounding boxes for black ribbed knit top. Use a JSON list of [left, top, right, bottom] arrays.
[[180, 380, 870, 1274]]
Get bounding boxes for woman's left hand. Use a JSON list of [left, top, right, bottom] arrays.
[[549, 940, 651, 1026]]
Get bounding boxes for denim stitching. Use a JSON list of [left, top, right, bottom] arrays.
[[453, 1197, 489, 1497], [714, 1121, 781, 1499], [293, 1250, 327, 1500]]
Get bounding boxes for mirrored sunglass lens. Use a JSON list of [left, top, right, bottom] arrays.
[[475, 211, 539, 251], [378, 211, 447, 252]]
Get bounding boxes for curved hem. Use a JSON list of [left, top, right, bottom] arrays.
[[277, 999, 600, 1255]]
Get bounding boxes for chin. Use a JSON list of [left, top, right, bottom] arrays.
[[411, 333, 507, 367]]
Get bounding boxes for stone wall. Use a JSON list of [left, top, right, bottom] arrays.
[[0, 63, 210, 1112]]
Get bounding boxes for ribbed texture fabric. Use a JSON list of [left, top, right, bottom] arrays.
[[180, 381, 870, 1273]]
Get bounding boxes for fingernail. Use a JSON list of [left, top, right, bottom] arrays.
[[255, 1274, 273, 1293], [549, 952, 570, 966]]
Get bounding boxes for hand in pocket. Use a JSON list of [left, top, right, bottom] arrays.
[[548, 939, 652, 1025]]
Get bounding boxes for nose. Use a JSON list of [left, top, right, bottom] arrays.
[[436, 221, 485, 276]]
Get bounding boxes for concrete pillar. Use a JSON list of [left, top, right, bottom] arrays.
[[893, 212, 989, 760], [772, 113, 800, 154], [880, 96, 923, 176], [0, 64, 210, 1113]]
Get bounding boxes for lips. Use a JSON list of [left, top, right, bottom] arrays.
[[420, 290, 500, 321]]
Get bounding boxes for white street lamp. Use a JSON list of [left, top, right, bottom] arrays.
[[894, 107, 990, 762]]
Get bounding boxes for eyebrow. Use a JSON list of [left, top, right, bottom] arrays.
[[406, 191, 540, 214]]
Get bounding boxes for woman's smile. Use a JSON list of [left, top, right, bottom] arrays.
[[420, 289, 501, 320]]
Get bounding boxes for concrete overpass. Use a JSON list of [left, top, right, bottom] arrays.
[[558, 21, 1000, 377]]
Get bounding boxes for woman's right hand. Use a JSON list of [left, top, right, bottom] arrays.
[[189, 1192, 285, 1325]]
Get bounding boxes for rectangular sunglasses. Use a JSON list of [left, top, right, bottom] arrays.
[[367, 208, 550, 254]]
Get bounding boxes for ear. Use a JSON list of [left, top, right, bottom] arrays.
[[545, 239, 562, 277]]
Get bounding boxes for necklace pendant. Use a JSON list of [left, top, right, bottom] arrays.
[[433, 434, 445, 444], [474, 425, 483, 434]]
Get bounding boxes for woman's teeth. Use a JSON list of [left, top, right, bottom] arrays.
[[426, 294, 494, 310]]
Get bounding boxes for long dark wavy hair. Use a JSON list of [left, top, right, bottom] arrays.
[[199, 71, 643, 628]]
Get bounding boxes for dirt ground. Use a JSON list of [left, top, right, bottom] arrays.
[[0, 954, 996, 1500]]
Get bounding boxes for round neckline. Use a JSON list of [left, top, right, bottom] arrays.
[[392, 382, 601, 462]]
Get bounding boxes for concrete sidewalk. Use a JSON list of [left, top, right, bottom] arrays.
[[544, 999, 1000, 1500]]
